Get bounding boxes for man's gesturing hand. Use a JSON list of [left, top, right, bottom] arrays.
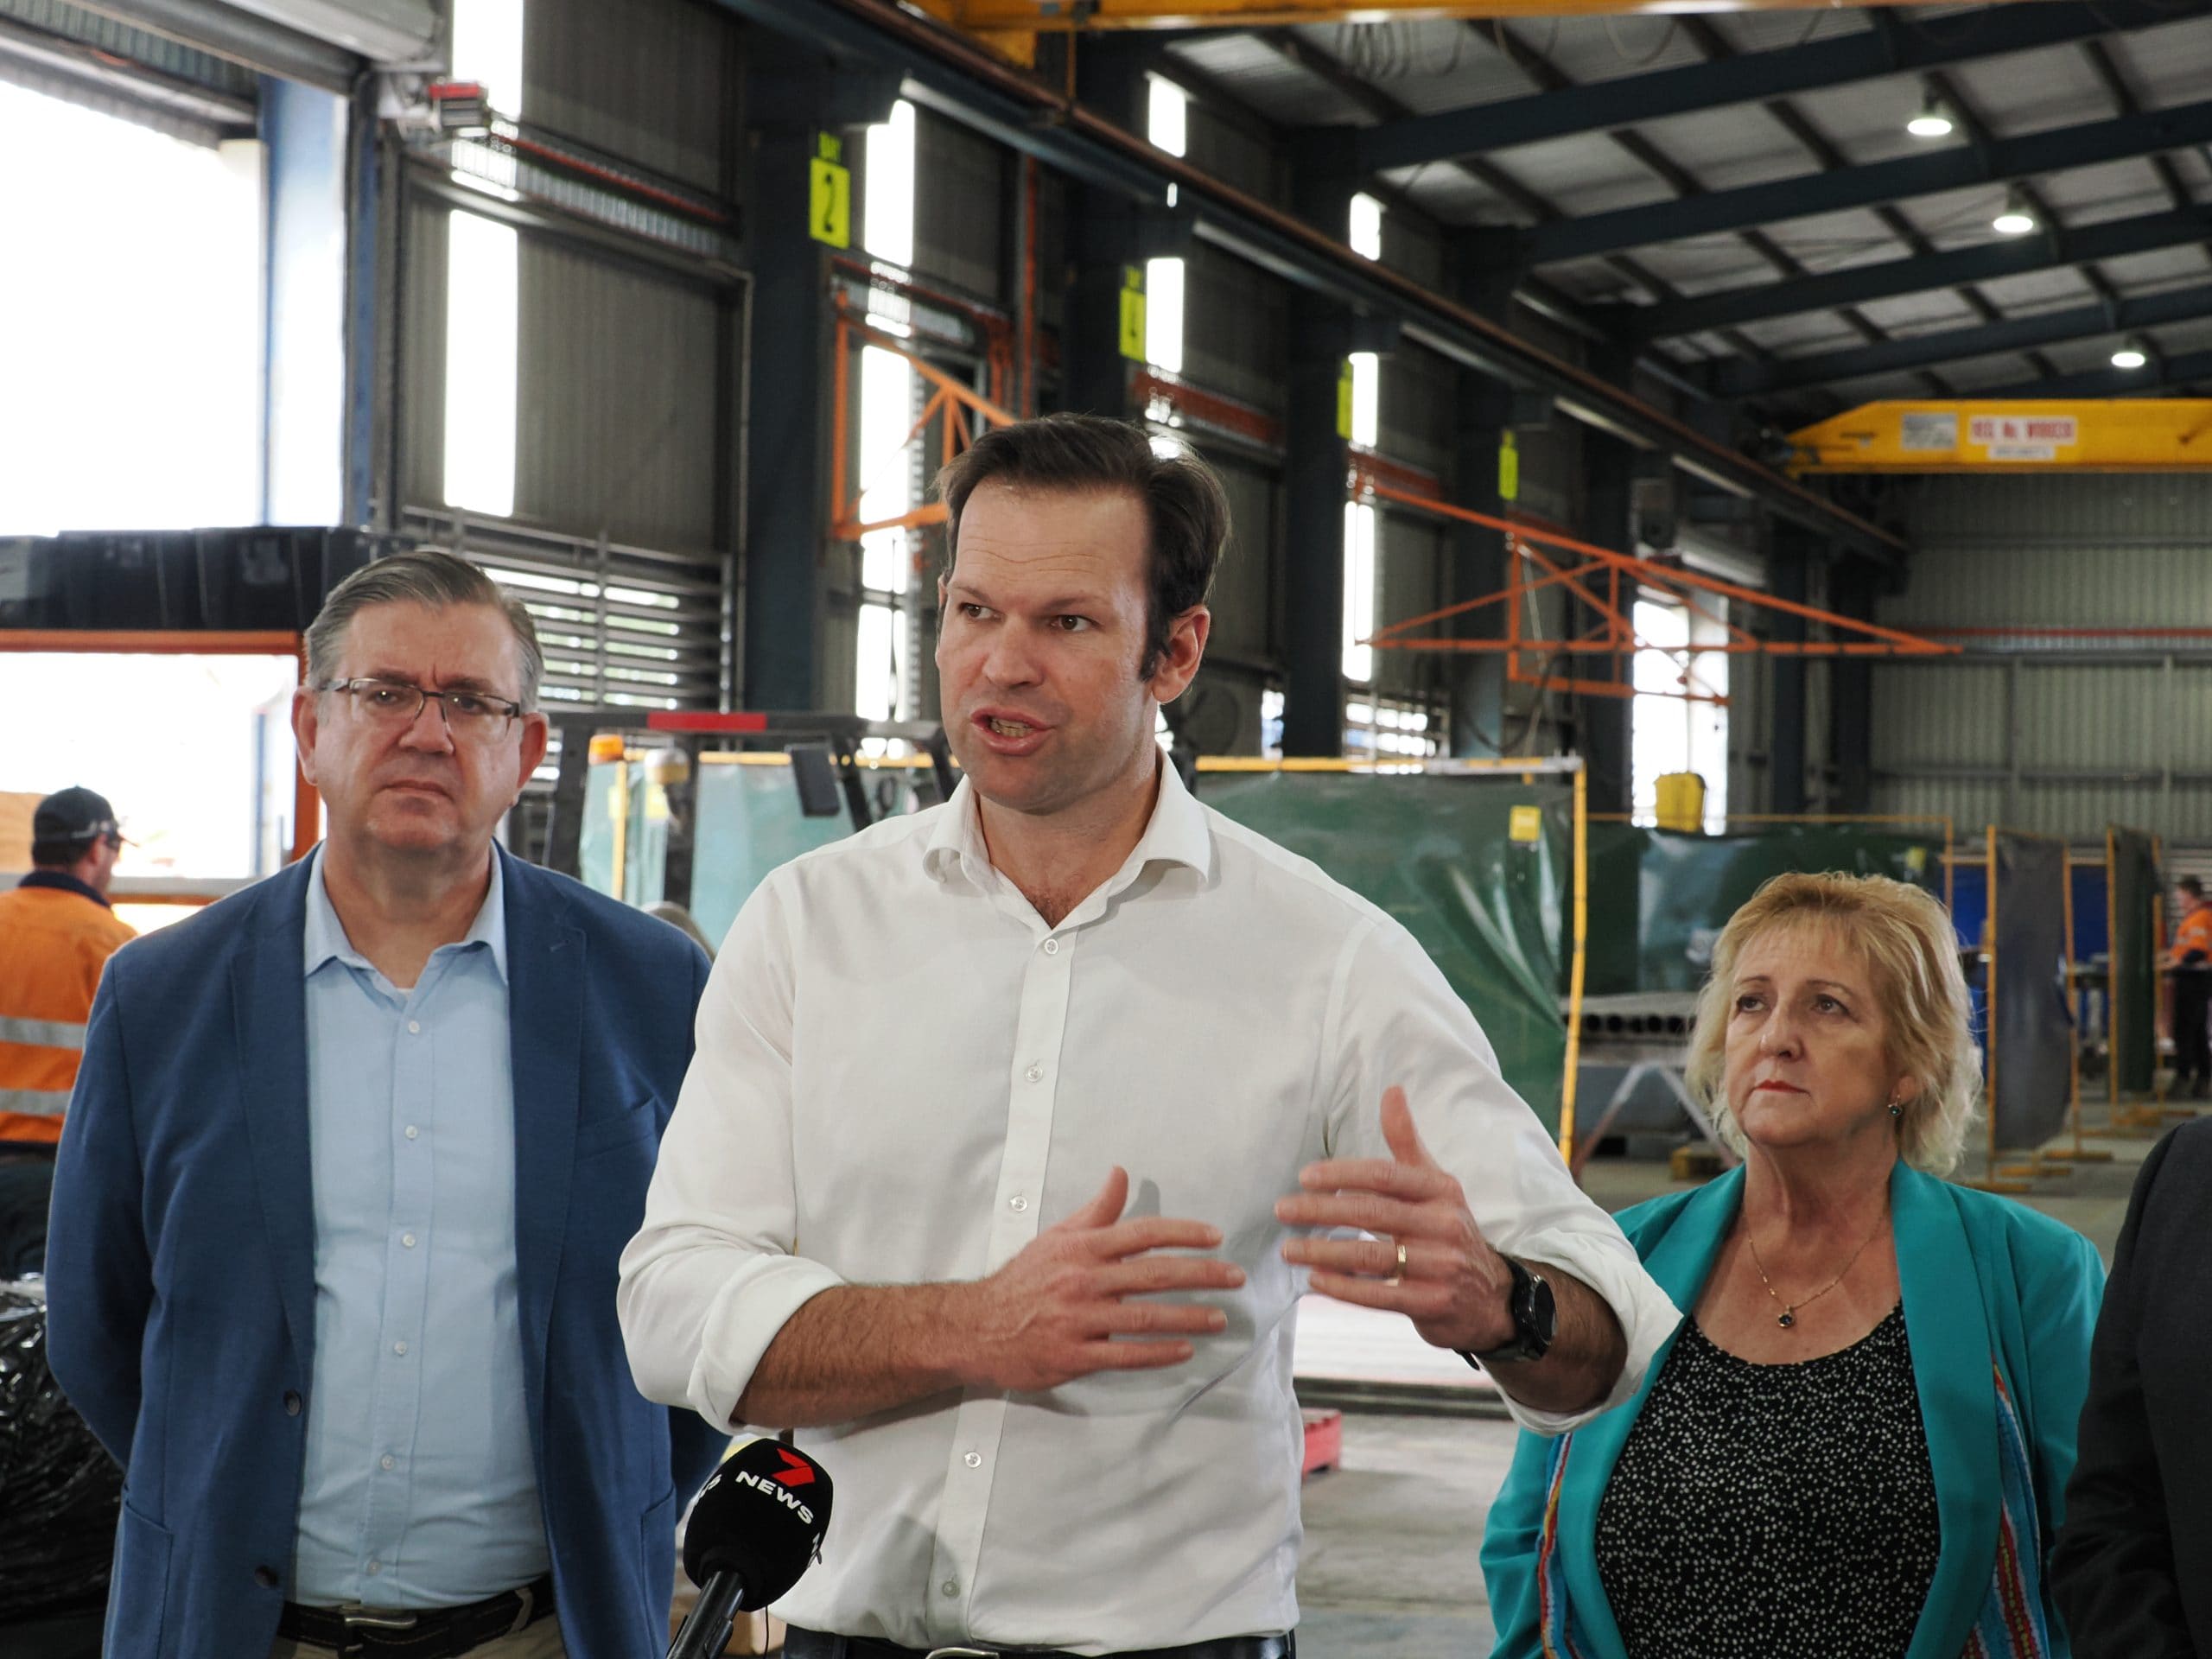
[[1276, 1086, 1516, 1355], [956, 1166, 1245, 1394]]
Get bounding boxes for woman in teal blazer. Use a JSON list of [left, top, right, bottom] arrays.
[[1482, 874, 2104, 1659]]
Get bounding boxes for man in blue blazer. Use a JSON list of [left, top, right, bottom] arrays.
[[47, 550, 725, 1659]]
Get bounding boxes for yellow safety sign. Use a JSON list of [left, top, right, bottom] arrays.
[[809, 131, 850, 250], [1118, 265, 1147, 362], [1498, 430, 1520, 502], [1337, 360, 1354, 442], [1509, 804, 1543, 844]]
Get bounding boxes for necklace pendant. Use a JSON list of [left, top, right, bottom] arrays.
[[1777, 1311, 1796, 1328]]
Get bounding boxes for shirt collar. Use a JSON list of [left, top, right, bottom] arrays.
[[921, 756, 1216, 893], [303, 845, 508, 983], [18, 868, 110, 908]]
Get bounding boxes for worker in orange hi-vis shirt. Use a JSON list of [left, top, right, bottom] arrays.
[[2169, 874, 2212, 1101], [0, 786, 135, 1273]]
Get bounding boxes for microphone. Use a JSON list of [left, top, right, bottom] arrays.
[[667, 1438, 833, 1659]]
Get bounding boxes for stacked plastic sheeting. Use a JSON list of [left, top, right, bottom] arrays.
[[0, 1285, 118, 1622]]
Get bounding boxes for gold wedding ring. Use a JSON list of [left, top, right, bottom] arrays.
[[1386, 1240, 1408, 1287]]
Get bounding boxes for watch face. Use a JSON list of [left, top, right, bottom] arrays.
[[1523, 1269, 1558, 1351]]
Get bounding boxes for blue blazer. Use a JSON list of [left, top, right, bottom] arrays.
[[46, 847, 728, 1659], [1482, 1163, 2105, 1659]]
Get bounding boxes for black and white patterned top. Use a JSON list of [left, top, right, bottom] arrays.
[[1592, 1303, 1942, 1659]]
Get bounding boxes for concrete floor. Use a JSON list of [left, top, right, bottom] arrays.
[[1291, 1110, 2174, 1656]]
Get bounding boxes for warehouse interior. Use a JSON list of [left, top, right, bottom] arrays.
[[8, 0, 2212, 1653]]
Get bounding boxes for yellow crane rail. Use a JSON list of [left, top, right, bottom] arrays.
[[1788, 399, 2212, 475]]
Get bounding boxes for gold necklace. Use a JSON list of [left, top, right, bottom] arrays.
[[1745, 1207, 1890, 1329]]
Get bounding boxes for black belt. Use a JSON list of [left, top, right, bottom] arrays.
[[275, 1574, 554, 1659], [785, 1628, 1293, 1659]]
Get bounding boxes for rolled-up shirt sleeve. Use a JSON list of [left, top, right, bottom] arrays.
[[1320, 916, 1681, 1435], [619, 871, 847, 1428]]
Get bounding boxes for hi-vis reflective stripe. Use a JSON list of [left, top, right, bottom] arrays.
[[0, 1014, 87, 1051], [0, 1088, 70, 1116]]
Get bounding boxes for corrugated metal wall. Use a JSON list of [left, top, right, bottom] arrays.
[[912, 108, 1005, 302], [1372, 508, 1446, 703], [524, 0, 733, 191], [387, 0, 745, 723], [1378, 343, 1456, 486], [1869, 474, 2212, 842], [1205, 452, 1280, 672], [1181, 245, 1289, 418], [515, 239, 728, 553]]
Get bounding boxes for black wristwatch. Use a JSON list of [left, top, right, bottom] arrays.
[[1459, 1256, 1556, 1369]]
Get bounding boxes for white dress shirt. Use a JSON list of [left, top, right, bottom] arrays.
[[620, 763, 1679, 1652]]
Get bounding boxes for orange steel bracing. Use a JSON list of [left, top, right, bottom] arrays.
[[1354, 468, 1956, 706], [828, 300, 1021, 545]]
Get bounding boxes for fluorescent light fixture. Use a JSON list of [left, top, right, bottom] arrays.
[[2111, 340, 2149, 370], [1992, 191, 2037, 236], [1905, 98, 1953, 140]]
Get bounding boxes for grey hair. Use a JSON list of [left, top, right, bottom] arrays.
[[305, 549, 543, 711]]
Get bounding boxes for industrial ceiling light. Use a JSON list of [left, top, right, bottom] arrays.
[[1992, 191, 2037, 236], [2112, 338, 2150, 370], [1906, 97, 1954, 140]]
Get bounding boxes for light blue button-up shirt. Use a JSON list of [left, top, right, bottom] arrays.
[[292, 849, 551, 1606]]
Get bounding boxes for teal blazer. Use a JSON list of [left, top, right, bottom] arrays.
[[1481, 1163, 2105, 1659]]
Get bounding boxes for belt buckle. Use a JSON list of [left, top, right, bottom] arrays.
[[340, 1607, 422, 1631], [926, 1649, 1000, 1658]]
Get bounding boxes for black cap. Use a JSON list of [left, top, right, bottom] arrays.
[[33, 786, 122, 849]]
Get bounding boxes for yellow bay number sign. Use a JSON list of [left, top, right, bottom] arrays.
[[809, 133, 850, 250]]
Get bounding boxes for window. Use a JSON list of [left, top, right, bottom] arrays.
[[442, 0, 526, 518], [1630, 597, 1729, 827], [1144, 77, 1186, 373], [865, 99, 916, 269], [1345, 696, 1441, 761], [1341, 499, 1376, 683], [1349, 193, 1383, 261], [0, 651, 302, 931], [0, 84, 261, 535], [856, 100, 921, 728]]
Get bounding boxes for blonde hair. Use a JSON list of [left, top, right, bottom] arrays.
[[1683, 871, 1980, 1176]]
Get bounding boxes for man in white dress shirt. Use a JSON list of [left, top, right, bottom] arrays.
[[619, 415, 1677, 1659]]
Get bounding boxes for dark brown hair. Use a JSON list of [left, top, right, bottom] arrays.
[[935, 415, 1230, 677]]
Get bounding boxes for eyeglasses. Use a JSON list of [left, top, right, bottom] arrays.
[[322, 677, 527, 740]]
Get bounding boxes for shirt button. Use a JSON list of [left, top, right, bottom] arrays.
[[392, 1341, 408, 1357], [380, 1454, 396, 1471], [407, 1020, 421, 1034], [942, 1580, 959, 1598], [283, 1391, 302, 1416], [401, 1233, 417, 1249], [1009, 1195, 1028, 1212], [404, 1126, 418, 1140], [1043, 938, 1059, 956], [367, 1560, 382, 1577], [1025, 1064, 1043, 1084], [254, 1566, 279, 1589], [963, 1451, 982, 1468]]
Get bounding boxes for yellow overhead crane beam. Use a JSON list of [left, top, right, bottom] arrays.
[[940, 0, 2005, 33], [1786, 400, 2212, 475]]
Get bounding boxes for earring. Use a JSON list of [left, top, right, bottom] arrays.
[[1887, 1098, 1904, 1119]]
